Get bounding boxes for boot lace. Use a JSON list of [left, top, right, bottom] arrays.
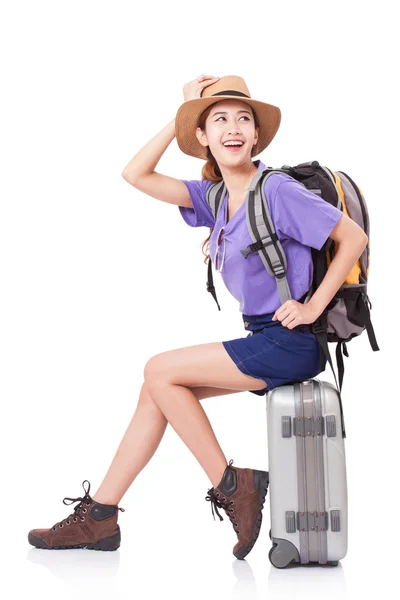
[[205, 479, 239, 535], [51, 479, 125, 531]]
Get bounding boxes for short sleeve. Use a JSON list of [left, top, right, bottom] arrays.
[[271, 178, 343, 250], [178, 179, 215, 228]]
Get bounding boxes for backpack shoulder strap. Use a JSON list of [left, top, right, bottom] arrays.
[[240, 168, 296, 305], [205, 179, 226, 222]]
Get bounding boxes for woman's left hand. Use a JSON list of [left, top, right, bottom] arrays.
[[272, 300, 320, 329]]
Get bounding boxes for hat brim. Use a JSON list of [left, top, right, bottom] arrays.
[[175, 96, 281, 160]]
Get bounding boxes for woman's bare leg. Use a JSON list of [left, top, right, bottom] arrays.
[[144, 342, 267, 490], [92, 341, 267, 506], [92, 381, 238, 505]]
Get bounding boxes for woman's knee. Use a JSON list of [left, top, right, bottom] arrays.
[[138, 377, 203, 410], [143, 350, 263, 397], [143, 354, 166, 388]]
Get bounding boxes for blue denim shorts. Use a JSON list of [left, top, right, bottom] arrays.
[[222, 311, 326, 396]]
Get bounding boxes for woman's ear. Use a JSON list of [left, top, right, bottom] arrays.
[[254, 126, 259, 146], [196, 126, 208, 148]]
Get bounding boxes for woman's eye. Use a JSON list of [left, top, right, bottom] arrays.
[[215, 116, 250, 122]]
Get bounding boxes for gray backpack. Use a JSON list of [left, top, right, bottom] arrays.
[[205, 160, 380, 438]]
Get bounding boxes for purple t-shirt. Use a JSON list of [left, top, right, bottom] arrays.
[[178, 159, 342, 315]]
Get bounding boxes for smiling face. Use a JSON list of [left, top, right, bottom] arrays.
[[196, 98, 259, 168]]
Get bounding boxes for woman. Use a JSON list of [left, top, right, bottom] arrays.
[[27, 75, 368, 559]]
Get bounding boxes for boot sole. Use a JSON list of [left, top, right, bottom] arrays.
[[28, 529, 121, 551], [233, 469, 269, 560]]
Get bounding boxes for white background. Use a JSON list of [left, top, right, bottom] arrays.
[[1, 0, 398, 598]]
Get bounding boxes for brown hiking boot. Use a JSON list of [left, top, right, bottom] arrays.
[[205, 459, 269, 560], [28, 480, 125, 551]]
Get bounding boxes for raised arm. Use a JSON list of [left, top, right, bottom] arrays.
[[121, 74, 220, 209], [122, 118, 193, 208]]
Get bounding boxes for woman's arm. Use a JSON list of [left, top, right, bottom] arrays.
[[121, 75, 220, 206], [121, 118, 195, 208], [121, 118, 176, 182], [307, 213, 369, 318]]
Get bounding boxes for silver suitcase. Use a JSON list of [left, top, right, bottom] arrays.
[[266, 378, 348, 568]]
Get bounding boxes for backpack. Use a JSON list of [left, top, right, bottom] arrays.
[[205, 160, 380, 439]]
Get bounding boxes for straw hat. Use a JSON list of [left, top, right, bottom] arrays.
[[175, 75, 281, 160]]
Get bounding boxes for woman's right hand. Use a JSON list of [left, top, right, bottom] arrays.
[[183, 75, 220, 102]]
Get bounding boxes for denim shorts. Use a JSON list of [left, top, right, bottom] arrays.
[[222, 311, 327, 396]]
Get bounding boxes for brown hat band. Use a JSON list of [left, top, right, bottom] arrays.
[[211, 90, 251, 98]]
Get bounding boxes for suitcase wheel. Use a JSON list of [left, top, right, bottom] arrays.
[[269, 544, 296, 569], [268, 543, 340, 568]]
